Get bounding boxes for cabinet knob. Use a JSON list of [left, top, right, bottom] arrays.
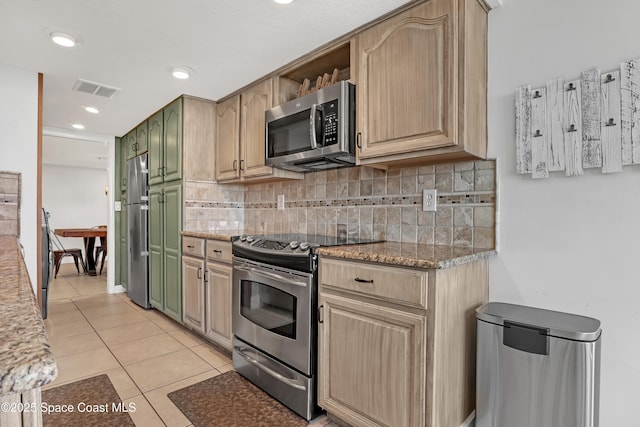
[[197, 267, 202, 279]]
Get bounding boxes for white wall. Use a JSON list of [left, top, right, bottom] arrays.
[[42, 164, 109, 261], [488, 1, 640, 424], [0, 65, 38, 290]]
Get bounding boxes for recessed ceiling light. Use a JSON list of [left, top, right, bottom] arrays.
[[50, 32, 77, 47], [72, 123, 85, 130], [171, 67, 193, 80], [274, 0, 294, 4], [84, 106, 100, 114]]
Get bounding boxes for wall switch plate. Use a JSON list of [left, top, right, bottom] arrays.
[[423, 189, 437, 212], [114, 201, 122, 211], [277, 194, 285, 210]]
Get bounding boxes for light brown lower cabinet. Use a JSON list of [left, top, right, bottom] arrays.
[[318, 256, 489, 427], [0, 388, 42, 427], [181, 237, 232, 351]]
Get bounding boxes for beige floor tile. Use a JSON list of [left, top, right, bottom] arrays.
[[144, 370, 221, 427], [80, 302, 140, 320], [98, 320, 165, 346], [87, 310, 148, 331], [72, 282, 108, 296], [47, 300, 78, 314], [48, 331, 105, 358], [143, 310, 184, 332], [124, 349, 212, 392], [217, 363, 234, 373], [123, 395, 164, 427], [110, 333, 187, 366], [48, 347, 120, 386], [42, 309, 86, 326], [166, 328, 205, 348], [44, 319, 94, 339], [102, 367, 142, 400], [73, 293, 126, 309], [189, 344, 231, 368], [49, 281, 81, 300]]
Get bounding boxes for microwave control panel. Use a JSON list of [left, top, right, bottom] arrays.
[[323, 100, 339, 146]]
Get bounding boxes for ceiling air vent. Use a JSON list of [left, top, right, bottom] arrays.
[[72, 79, 120, 98]]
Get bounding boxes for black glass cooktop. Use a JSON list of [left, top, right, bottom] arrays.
[[249, 233, 382, 247]]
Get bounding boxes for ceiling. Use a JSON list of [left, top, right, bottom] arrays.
[[1, 0, 412, 142], [42, 135, 108, 170]]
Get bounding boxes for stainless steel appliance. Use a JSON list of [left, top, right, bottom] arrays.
[[265, 81, 356, 172], [232, 233, 379, 420], [126, 153, 151, 308], [476, 302, 601, 427]]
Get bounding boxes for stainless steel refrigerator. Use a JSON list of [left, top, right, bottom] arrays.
[[127, 153, 151, 308]]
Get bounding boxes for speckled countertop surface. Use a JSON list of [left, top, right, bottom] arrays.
[[181, 230, 244, 241], [316, 242, 496, 269], [0, 236, 57, 396]]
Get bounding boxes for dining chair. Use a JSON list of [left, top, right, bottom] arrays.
[[94, 235, 107, 275], [50, 231, 87, 278]]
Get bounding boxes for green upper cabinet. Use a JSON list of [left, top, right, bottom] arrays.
[[126, 130, 138, 160], [163, 98, 183, 183], [148, 110, 164, 186], [136, 121, 149, 154], [147, 97, 183, 185]]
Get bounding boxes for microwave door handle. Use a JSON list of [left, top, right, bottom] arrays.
[[309, 104, 324, 149]]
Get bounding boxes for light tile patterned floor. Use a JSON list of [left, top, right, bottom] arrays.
[[44, 264, 338, 426]]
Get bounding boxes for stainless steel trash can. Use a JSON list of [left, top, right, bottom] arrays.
[[476, 302, 601, 427]]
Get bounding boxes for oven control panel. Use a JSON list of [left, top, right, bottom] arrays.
[[235, 235, 318, 256]]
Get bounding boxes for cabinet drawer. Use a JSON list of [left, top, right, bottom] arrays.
[[183, 237, 205, 258], [206, 239, 232, 263], [319, 257, 428, 309]]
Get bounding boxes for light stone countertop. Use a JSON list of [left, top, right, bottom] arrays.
[[181, 230, 244, 241], [0, 236, 57, 396], [316, 242, 496, 269]]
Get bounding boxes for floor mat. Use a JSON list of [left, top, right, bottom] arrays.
[[41, 374, 135, 426], [167, 371, 307, 427]]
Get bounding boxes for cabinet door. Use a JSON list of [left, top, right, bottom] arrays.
[[205, 261, 232, 350], [215, 95, 241, 181], [148, 187, 164, 309], [136, 121, 149, 154], [126, 130, 138, 160], [119, 196, 127, 288], [119, 137, 128, 192], [241, 79, 273, 178], [318, 293, 426, 427], [355, 0, 455, 160], [182, 256, 205, 333], [163, 182, 182, 322], [163, 98, 183, 183], [148, 110, 164, 186]]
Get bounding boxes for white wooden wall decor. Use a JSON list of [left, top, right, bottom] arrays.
[[531, 87, 549, 179], [600, 70, 622, 173], [563, 79, 583, 176], [546, 78, 566, 171], [515, 86, 532, 174], [516, 58, 640, 178]]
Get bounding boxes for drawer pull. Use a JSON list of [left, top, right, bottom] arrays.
[[197, 267, 202, 279], [354, 277, 374, 284], [187, 245, 195, 249], [213, 249, 222, 253]]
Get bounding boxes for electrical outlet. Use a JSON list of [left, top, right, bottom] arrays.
[[277, 194, 285, 210], [423, 189, 437, 212]]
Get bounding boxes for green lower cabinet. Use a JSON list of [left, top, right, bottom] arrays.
[[148, 182, 182, 322], [120, 197, 127, 288]]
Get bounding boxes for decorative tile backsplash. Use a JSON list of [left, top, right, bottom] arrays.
[[0, 172, 21, 236], [184, 160, 496, 249]]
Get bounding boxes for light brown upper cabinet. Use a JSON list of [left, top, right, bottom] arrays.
[[216, 78, 302, 183], [354, 0, 488, 167]]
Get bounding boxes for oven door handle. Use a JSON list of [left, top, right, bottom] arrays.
[[234, 265, 308, 288], [235, 346, 306, 391]]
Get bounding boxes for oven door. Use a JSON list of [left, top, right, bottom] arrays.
[[232, 257, 314, 375]]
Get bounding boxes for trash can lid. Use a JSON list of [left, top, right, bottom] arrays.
[[476, 302, 601, 342]]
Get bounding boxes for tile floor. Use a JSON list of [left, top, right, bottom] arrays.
[[44, 264, 335, 427]]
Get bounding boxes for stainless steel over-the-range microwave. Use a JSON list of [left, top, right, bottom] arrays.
[[265, 81, 356, 172]]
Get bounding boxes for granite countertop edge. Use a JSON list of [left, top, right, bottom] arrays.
[[316, 243, 497, 269], [0, 236, 58, 396], [181, 230, 240, 241]]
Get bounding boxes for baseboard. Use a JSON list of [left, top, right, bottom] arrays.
[[461, 410, 475, 427], [111, 285, 126, 294]]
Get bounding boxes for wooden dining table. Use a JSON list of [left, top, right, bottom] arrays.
[[54, 227, 107, 276]]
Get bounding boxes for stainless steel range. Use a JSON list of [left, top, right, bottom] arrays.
[[231, 233, 379, 420]]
